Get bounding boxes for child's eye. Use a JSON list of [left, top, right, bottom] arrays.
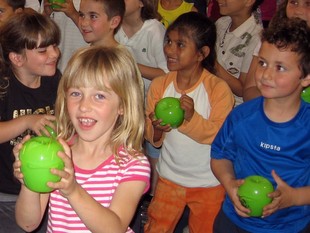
[[37, 48, 47, 53], [95, 93, 105, 100], [78, 12, 85, 18], [288, 0, 298, 6], [90, 14, 98, 20], [177, 42, 185, 48], [70, 91, 81, 97], [276, 65, 286, 72], [258, 60, 267, 67], [164, 38, 172, 45]]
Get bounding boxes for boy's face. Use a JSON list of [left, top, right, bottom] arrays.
[[286, 0, 310, 27], [78, 0, 119, 46], [0, 0, 15, 27], [255, 42, 303, 100]]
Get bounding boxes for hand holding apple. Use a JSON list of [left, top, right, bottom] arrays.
[[155, 97, 185, 128], [19, 136, 65, 193], [237, 175, 274, 217]]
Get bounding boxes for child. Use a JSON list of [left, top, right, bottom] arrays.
[[115, 0, 168, 196], [78, 0, 125, 47], [158, 0, 197, 28], [211, 18, 310, 233], [144, 12, 234, 233], [41, 0, 88, 73], [243, 0, 310, 101], [0, 11, 61, 232], [0, 0, 25, 27], [215, 0, 263, 106], [13, 46, 151, 232]]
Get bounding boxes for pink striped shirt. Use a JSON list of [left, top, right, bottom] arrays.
[[47, 146, 150, 233]]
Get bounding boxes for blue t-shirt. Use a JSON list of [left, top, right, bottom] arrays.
[[211, 97, 310, 233]]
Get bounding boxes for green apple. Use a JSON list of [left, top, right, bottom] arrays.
[[237, 175, 274, 217], [155, 97, 184, 128], [301, 86, 310, 103], [48, 0, 65, 9], [19, 136, 65, 193]]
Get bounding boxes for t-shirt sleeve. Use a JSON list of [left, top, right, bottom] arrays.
[[122, 155, 151, 194]]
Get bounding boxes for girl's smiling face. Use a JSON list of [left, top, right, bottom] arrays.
[[164, 30, 202, 72], [66, 85, 123, 143]]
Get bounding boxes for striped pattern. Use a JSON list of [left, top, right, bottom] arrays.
[[47, 147, 150, 232]]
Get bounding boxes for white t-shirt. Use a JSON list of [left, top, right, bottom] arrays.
[[25, 0, 40, 11], [215, 14, 263, 106], [115, 19, 168, 94]]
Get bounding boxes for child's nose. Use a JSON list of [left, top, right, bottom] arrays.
[[79, 97, 92, 112]]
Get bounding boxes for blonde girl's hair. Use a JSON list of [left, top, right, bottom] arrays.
[[55, 46, 145, 157]]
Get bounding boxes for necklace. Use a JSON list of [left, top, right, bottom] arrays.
[[219, 22, 232, 48]]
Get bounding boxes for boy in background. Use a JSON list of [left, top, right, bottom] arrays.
[[215, 0, 263, 106]]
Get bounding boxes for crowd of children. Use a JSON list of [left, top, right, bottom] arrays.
[[0, 0, 309, 232]]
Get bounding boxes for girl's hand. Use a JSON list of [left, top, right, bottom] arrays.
[[46, 138, 78, 197], [226, 178, 251, 217], [180, 93, 194, 122], [27, 115, 56, 137], [262, 170, 294, 217], [12, 135, 32, 184]]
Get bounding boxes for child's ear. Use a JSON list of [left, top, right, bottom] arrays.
[[110, 16, 122, 30], [8, 52, 25, 67], [301, 74, 310, 88], [245, 0, 256, 8], [14, 7, 23, 14], [118, 106, 124, 116], [139, 0, 144, 7], [199, 46, 210, 61]]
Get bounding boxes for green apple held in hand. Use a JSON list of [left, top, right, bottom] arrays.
[[237, 175, 274, 217], [301, 86, 310, 103], [155, 97, 185, 128], [48, 0, 65, 9], [19, 136, 65, 193]]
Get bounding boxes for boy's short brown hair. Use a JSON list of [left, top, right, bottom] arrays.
[[5, 0, 25, 10]]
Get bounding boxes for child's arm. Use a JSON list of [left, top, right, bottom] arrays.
[[215, 60, 246, 97], [0, 114, 55, 143], [262, 170, 310, 217], [137, 64, 166, 81], [13, 136, 50, 232], [242, 55, 261, 101], [210, 158, 251, 217], [49, 139, 148, 232]]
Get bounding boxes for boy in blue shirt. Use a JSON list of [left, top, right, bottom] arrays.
[[211, 17, 310, 233]]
